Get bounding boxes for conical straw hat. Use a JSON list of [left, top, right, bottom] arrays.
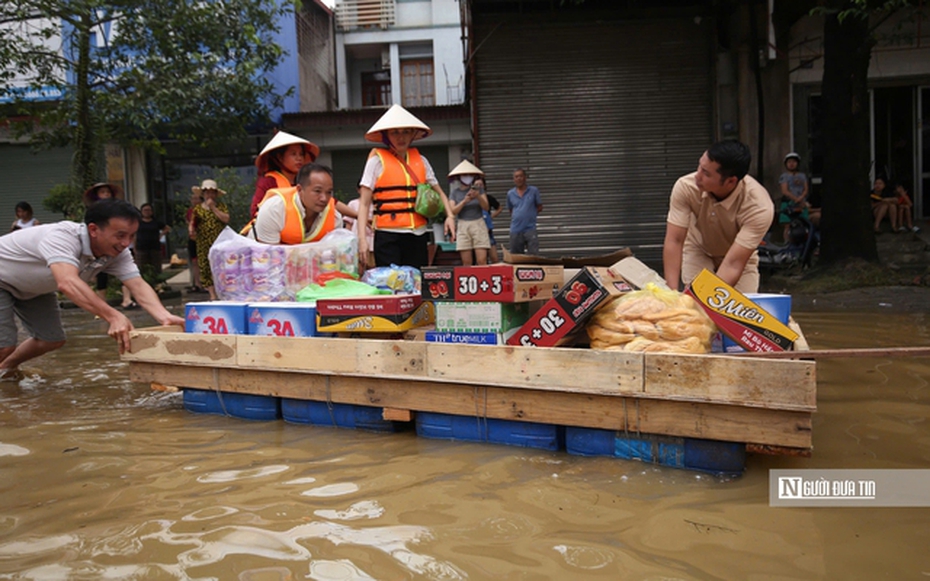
[[365, 104, 432, 143], [448, 160, 484, 177], [82, 182, 124, 206], [255, 131, 320, 174]]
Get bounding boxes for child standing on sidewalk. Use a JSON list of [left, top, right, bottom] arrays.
[[778, 153, 810, 242]]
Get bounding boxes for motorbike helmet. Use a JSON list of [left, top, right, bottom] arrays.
[[784, 152, 801, 166]]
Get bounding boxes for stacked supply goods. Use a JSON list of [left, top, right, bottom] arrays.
[[422, 264, 563, 344], [507, 267, 632, 347], [208, 227, 358, 302]]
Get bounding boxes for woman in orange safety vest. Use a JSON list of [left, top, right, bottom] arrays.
[[355, 105, 455, 271], [250, 131, 320, 220]]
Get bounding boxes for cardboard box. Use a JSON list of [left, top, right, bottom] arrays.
[[425, 331, 504, 345], [686, 269, 798, 352], [507, 267, 633, 347], [247, 302, 320, 337], [185, 301, 249, 335], [317, 294, 434, 333], [421, 264, 563, 303], [434, 301, 539, 333]]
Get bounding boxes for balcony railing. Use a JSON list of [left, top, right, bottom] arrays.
[[334, 0, 396, 31]]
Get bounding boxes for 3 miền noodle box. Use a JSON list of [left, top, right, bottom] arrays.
[[686, 269, 798, 352]]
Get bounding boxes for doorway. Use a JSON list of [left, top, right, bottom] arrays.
[[872, 86, 922, 218]]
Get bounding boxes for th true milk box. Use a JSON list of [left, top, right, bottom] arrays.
[[247, 302, 319, 337], [422, 264, 563, 302], [184, 301, 249, 335], [686, 269, 798, 352], [434, 301, 540, 334], [425, 331, 504, 345]]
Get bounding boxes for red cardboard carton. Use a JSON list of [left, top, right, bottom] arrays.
[[422, 264, 563, 303], [686, 269, 798, 352], [507, 267, 632, 347]]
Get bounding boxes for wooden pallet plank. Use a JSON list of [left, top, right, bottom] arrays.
[[125, 330, 237, 366], [644, 353, 816, 411], [237, 335, 359, 373], [358, 340, 428, 377], [130, 362, 810, 448], [425, 343, 644, 396]]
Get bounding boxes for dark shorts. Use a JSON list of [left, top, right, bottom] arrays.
[[374, 231, 429, 270], [96, 272, 109, 290], [0, 290, 65, 347], [188, 238, 197, 259]]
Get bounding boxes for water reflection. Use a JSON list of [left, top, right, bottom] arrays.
[[0, 302, 928, 578]]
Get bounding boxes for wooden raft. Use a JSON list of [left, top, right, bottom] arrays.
[[123, 326, 816, 452]]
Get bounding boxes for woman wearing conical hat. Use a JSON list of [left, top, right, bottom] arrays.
[[250, 131, 320, 220], [447, 160, 490, 266], [356, 104, 455, 271]]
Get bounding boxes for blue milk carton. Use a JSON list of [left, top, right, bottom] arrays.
[[247, 302, 320, 337], [184, 301, 249, 335], [720, 293, 792, 353]]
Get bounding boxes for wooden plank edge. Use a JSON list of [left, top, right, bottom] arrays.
[[129, 360, 815, 412], [746, 443, 812, 458], [129, 362, 813, 449]]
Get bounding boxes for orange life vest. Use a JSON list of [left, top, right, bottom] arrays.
[[241, 187, 338, 244], [371, 148, 428, 230], [266, 171, 291, 189]]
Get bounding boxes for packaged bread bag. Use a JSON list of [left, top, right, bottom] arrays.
[[586, 283, 716, 354]]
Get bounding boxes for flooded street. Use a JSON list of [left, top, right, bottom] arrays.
[[1, 299, 929, 580]]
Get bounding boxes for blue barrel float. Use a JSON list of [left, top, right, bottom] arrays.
[[281, 399, 402, 433], [182, 388, 281, 421], [416, 412, 564, 451], [565, 427, 746, 476]]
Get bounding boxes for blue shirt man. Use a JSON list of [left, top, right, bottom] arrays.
[[506, 168, 543, 255]]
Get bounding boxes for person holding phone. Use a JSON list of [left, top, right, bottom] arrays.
[[448, 160, 490, 266]]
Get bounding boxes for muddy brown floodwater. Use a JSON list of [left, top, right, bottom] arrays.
[[1, 295, 928, 579]]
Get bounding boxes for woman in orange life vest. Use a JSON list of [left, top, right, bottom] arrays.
[[356, 104, 455, 272], [249, 131, 321, 220], [250, 163, 342, 244]]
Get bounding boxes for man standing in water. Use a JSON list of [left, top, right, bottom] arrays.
[[663, 140, 773, 293], [0, 199, 184, 380]]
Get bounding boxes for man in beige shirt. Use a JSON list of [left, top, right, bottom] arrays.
[[663, 140, 774, 293]]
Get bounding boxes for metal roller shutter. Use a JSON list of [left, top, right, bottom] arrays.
[[0, 144, 75, 227], [474, 15, 713, 266]]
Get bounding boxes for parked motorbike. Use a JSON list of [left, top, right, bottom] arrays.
[[757, 215, 819, 272]]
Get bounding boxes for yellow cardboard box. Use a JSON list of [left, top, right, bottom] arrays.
[[686, 269, 798, 352]]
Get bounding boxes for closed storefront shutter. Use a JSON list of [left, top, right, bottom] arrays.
[[0, 144, 75, 227], [474, 15, 713, 265]]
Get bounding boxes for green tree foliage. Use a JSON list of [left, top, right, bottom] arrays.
[[0, 0, 292, 191]]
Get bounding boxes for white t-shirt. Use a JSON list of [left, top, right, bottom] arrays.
[[0, 221, 140, 300], [253, 194, 344, 244]]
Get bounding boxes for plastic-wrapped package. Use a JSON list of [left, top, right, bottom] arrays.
[[361, 264, 422, 295], [585, 283, 716, 354], [209, 227, 358, 302]]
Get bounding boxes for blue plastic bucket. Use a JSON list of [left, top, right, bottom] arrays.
[[721, 293, 792, 353]]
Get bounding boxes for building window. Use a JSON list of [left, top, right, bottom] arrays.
[[362, 71, 391, 107], [401, 59, 434, 107]]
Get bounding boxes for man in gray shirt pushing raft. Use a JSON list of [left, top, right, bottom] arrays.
[[0, 199, 184, 380]]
